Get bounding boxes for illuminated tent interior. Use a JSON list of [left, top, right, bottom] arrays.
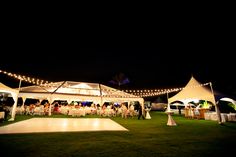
[[0, 82, 19, 121], [18, 81, 144, 105], [168, 76, 216, 105]]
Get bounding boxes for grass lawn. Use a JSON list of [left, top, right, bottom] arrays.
[[0, 111, 236, 157]]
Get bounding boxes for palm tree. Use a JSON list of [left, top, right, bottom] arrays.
[[109, 72, 130, 89]]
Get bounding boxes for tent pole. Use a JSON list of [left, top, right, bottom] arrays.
[[18, 79, 22, 91], [9, 79, 21, 121], [48, 94, 52, 116], [166, 92, 170, 112], [210, 82, 222, 124], [99, 84, 103, 106]]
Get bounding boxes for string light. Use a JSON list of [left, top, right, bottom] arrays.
[[123, 82, 211, 97], [1, 69, 211, 98], [0, 69, 53, 86]]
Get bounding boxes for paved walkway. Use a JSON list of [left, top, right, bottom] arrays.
[[0, 118, 128, 134]]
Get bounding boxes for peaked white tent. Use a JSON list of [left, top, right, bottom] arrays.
[[0, 82, 19, 121], [168, 76, 223, 124], [168, 76, 216, 105]]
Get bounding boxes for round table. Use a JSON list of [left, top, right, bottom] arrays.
[[145, 108, 151, 119], [166, 111, 177, 126]]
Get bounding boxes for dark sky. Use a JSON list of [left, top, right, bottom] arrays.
[[1, 8, 235, 102], [0, 19, 235, 97], [1, 46, 235, 97]]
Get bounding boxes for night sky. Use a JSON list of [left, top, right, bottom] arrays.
[[0, 18, 235, 100], [1, 45, 235, 99], [1, 5, 235, 101]]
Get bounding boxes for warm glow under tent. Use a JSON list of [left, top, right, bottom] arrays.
[[18, 81, 144, 109], [0, 82, 19, 121], [168, 76, 216, 105]]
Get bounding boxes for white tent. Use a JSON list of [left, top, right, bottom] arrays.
[[219, 98, 236, 105], [0, 82, 19, 121], [18, 81, 144, 115], [168, 76, 216, 105], [168, 76, 224, 123]]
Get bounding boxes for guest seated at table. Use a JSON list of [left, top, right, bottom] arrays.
[[53, 103, 60, 114], [44, 103, 50, 115], [29, 104, 35, 115]]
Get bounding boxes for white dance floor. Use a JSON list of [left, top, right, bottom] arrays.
[[0, 118, 128, 134]]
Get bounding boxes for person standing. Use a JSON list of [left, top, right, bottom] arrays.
[[138, 103, 145, 120], [121, 103, 128, 119]]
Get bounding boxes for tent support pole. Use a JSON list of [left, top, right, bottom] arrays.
[[99, 84, 103, 106], [210, 82, 222, 124], [167, 92, 170, 112], [9, 79, 21, 121]]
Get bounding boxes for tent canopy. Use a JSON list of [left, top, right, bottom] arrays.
[[219, 98, 236, 105], [0, 82, 18, 98], [168, 76, 216, 105], [0, 82, 19, 121], [18, 81, 144, 104]]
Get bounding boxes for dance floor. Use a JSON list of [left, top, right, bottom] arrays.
[[0, 118, 128, 134]]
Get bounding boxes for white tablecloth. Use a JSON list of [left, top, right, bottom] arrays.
[[0, 112, 5, 119]]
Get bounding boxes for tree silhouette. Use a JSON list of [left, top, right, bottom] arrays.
[[109, 72, 130, 89]]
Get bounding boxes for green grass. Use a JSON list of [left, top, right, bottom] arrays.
[[0, 112, 236, 157]]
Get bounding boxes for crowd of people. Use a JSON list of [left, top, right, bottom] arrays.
[[1, 101, 148, 120]]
